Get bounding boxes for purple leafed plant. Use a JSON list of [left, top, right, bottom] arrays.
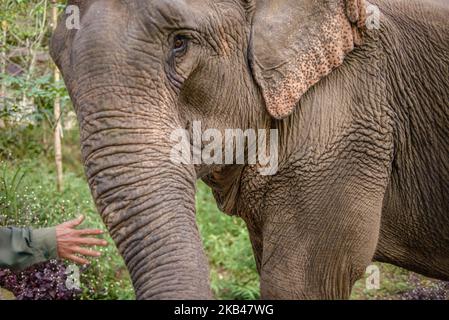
[[402, 274, 449, 300], [0, 260, 81, 300]]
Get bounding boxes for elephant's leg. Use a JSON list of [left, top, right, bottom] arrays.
[[254, 170, 389, 299]]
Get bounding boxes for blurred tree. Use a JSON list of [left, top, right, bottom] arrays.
[[51, 0, 62, 191], [0, 0, 69, 190]]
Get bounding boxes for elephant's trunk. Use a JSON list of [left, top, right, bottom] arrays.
[[76, 94, 211, 299], [62, 1, 212, 299]]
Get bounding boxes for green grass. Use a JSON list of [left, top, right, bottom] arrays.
[[0, 128, 445, 300], [196, 183, 260, 299]]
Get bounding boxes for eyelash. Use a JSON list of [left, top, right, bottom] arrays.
[[173, 35, 188, 55]]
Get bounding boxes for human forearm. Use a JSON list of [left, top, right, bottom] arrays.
[[0, 227, 58, 271]]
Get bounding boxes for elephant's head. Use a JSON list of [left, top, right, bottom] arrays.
[[51, 0, 366, 299]]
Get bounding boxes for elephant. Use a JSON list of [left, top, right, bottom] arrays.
[[50, 0, 449, 299]]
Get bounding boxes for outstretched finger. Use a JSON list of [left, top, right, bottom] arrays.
[[63, 215, 85, 228], [65, 254, 90, 265], [71, 246, 102, 258], [75, 237, 108, 246], [76, 228, 104, 236]]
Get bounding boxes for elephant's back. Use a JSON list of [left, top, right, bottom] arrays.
[[374, 0, 449, 281]]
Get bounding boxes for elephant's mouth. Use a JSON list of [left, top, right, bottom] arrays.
[[180, 120, 278, 178]]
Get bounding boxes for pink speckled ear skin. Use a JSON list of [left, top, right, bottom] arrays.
[[250, 0, 367, 119], [346, 0, 368, 45], [346, 0, 367, 26]]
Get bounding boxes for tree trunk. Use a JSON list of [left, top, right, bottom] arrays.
[[1, 21, 7, 128], [51, 0, 63, 192]]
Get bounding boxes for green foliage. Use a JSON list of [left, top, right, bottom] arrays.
[[196, 182, 260, 300], [0, 0, 51, 43], [1, 0, 71, 132], [0, 125, 47, 161], [1, 72, 70, 125], [0, 163, 28, 222]]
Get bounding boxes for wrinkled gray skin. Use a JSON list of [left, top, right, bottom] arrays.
[[51, 0, 449, 299]]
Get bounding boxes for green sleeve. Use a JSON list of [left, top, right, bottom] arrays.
[[0, 227, 58, 271]]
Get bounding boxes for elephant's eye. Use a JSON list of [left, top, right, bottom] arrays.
[[173, 35, 188, 54]]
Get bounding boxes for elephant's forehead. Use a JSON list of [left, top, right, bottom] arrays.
[[135, 0, 211, 29]]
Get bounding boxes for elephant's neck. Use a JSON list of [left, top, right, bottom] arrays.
[[202, 165, 244, 216], [202, 163, 274, 222]]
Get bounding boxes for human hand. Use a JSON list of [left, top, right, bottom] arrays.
[[55, 215, 108, 265]]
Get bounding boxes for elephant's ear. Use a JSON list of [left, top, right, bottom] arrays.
[[247, 0, 366, 119]]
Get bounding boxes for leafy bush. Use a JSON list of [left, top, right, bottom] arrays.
[[0, 260, 81, 300], [0, 126, 47, 161], [402, 275, 449, 300], [1, 73, 69, 125]]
